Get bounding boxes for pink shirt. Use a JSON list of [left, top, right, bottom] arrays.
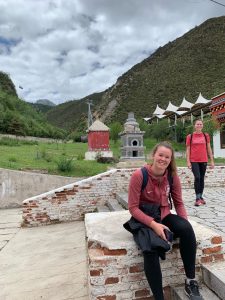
[[186, 132, 210, 162], [128, 164, 188, 227]]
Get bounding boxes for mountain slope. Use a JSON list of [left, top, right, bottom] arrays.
[[46, 16, 225, 130], [36, 99, 56, 106], [0, 72, 17, 97], [0, 74, 66, 138]]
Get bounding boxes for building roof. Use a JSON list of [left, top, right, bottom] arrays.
[[164, 101, 178, 115], [178, 97, 194, 110], [88, 120, 109, 131], [152, 105, 165, 115], [194, 92, 211, 105], [211, 91, 225, 100]]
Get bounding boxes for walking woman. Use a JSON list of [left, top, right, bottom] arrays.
[[125, 141, 202, 300], [186, 119, 214, 206]]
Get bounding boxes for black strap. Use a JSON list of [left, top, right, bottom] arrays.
[[141, 167, 148, 191], [141, 167, 173, 209]]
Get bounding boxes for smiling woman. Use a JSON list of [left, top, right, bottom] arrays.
[[125, 141, 203, 300]]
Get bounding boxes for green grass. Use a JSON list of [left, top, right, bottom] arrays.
[[0, 141, 111, 177], [0, 137, 224, 177]]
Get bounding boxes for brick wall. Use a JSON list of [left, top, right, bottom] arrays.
[[86, 211, 224, 300], [22, 166, 225, 226]]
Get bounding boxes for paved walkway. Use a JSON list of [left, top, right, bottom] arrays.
[[1, 187, 225, 300], [0, 209, 88, 300], [183, 187, 225, 239]]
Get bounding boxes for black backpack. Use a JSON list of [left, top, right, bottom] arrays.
[[141, 167, 173, 209]]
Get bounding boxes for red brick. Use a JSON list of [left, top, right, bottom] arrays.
[[134, 297, 152, 300], [213, 253, 224, 261], [97, 296, 116, 300], [211, 236, 222, 244], [135, 289, 150, 297], [105, 277, 119, 285], [129, 263, 143, 273], [65, 191, 76, 195], [103, 248, 127, 256], [203, 246, 222, 254], [90, 269, 103, 276], [201, 256, 213, 263]]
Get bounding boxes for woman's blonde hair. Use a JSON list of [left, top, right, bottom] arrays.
[[151, 141, 177, 176]]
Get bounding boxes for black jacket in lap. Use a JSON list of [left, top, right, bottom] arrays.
[[123, 203, 171, 260]]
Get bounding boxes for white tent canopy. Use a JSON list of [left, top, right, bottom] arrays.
[[164, 101, 179, 115], [194, 92, 211, 105], [148, 92, 211, 123], [152, 105, 165, 115], [178, 97, 194, 110]]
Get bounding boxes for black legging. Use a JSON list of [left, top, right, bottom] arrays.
[[191, 162, 207, 197], [143, 214, 196, 300]]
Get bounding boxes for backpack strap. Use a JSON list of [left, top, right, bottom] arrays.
[[167, 172, 173, 210], [190, 133, 193, 155], [141, 167, 173, 209], [141, 167, 148, 191], [203, 133, 207, 144]]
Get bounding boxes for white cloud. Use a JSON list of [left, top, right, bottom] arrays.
[[0, 0, 224, 104]]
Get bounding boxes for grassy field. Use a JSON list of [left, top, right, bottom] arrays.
[[0, 137, 223, 177]]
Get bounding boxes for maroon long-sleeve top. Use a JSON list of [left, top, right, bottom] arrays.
[[128, 164, 188, 227]]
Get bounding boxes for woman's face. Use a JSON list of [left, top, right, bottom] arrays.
[[194, 121, 203, 132], [152, 146, 172, 172]]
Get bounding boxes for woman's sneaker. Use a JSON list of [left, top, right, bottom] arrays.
[[185, 279, 203, 299], [194, 199, 202, 206], [200, 198, 206, 205]]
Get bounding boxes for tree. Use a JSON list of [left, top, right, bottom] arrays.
[[150, 119, 169, 141], [109, 122, 123, 143]]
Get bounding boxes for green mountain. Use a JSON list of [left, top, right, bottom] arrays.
[[45, 15, 225, 132], [46, 91, 105, 131], [0, 71, 17, 97], [30, 99, 56, 114], [0, 74, 65, 138], [36, 99, 56, 106]]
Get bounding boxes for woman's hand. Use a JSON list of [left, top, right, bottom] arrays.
[[150, 220, 169, 241], [187, 162, 191, 169]]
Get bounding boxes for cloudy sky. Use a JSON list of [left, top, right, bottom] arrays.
[[0, 0, 224, 104]]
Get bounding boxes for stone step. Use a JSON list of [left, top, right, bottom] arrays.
[[106, 198, 125, 211], [171, 283, 221, 300], [116, 192, 128, 209], [96, 206, 110, 212], [202, 261, 225, 300]]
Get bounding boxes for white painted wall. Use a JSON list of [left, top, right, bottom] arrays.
[[213, 130, 225, 158]]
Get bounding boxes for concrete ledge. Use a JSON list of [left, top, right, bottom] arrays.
[[0, 168, 77, 208], [85, 211, 224, 300], [202, 261, 225, 299]]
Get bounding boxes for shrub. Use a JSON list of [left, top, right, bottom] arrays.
[[8, 156, 17, 162], [77, 153, 84, 160], [55, 156, 74, 172]]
